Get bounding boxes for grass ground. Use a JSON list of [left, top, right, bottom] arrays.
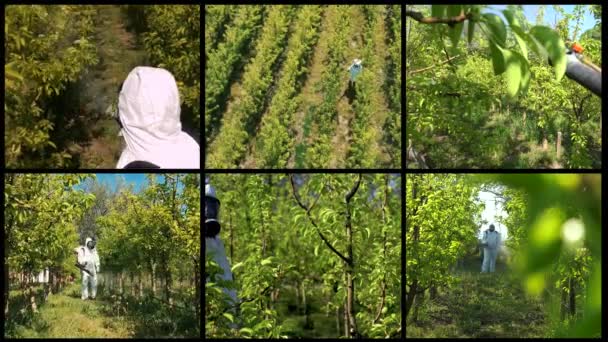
[[5, 282, 199, 338], [406, 255, 549, 338]]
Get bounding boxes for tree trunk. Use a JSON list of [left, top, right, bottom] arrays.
[[406, 176, 420, 318], [295, 282, 300, 309], [301, 281, 306, 316], [229, 212, 234, 261], [194, 259, 200, 322], [345, 176, 360, 338], [343, 303, 348, 338], [406, 279, 418, 318], [28, 277, 38, 313], [430, 284, 437, 300], [119, 272, 124, 295], [569, 277, 575, 317], [374, 175, 390, 324], [138, 274, 143, 298], [151, 261, 157, 296], [542, 134, 548, 151], [164, 261, 173, 306], [556, 131, 562, 158], [336, 306, 341, 336], [130, 272, 135, 296], [560, 284, 567, 321], [4, 264, 9, 316], [412, 289, 424, 323]]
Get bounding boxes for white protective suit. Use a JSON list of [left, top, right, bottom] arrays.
[[116, 66, 200, 169], [481, 229, 501, 273], [206, 236, 238, 306], [78, 237, 100, 299]]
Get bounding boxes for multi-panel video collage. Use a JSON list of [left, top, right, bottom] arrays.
[[2, 3, 602, 341]]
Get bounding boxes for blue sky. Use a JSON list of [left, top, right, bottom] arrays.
[[95, 174, 151, 193], [476, 190, 508, 240], [489, 5, 597, 39], [93, 174, 193, 194]]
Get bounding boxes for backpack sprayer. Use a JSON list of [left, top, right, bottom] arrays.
[[562, 42, 601, 97]]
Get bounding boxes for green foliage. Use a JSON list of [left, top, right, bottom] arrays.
[[141, 5, 200, 129], [304, 7, 350, 168], [207, 5, 294, 168], [205, 5, 264, 146], [205, 5, 401, 168], [253, 6, 324, 168], [95, 174, 200, 327], [206, 174, 401, 338], [5, 5, 99, 167], [406, 5, 601, 168], [528, 26, 566, 81], [483, 174, 601, 337], [5, 174, 96, 277], [406, 174, 483, 294], [406, 174, 600, 337]]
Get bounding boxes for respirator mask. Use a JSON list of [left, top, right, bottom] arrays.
[[205, 184, 221, 237]]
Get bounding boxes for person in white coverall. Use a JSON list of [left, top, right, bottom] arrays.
[[77, 237, 100, 300], [115, 66, 200, 169], [205, 182, 238, 309], [481, 224, 501, 273]]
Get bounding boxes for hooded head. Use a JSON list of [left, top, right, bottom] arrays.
[[489, 224, 495, 232], [85, 237, 96, 250], [116, 66, 199, 169]]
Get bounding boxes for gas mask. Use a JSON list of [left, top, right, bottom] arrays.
[[205, 183, 221, 237], [87, 240, 96, 249]]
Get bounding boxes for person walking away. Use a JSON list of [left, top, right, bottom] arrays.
[[481, 224, 501, 273]]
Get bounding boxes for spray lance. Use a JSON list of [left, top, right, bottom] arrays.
[[73, 246, 94, 276], [557, 42, 601, 97]]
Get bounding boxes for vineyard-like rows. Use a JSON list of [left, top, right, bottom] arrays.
[[204, 5, 402, 169]]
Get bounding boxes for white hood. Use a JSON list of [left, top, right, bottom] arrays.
[[116, 66, 200, 169]]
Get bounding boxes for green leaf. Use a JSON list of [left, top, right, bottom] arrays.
[[261, 258, 272, 266], [447, 5, 464, 48], [223, 312, 234, 322], [239, 327, 254, 335], [431, 5, 446, 18], [519, 56, 531, 95], [482, 13, 507, 47], [231, 262, 244, 272], [489, 41, 506, 75], [502, 10, 529, 60], [525, 207, 565, 273], [529, 26, 566, 81], [511, 26, 530, 61], [505, 50, 525, 98]]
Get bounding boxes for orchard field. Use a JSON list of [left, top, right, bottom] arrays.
[[406, 174, 601, 338], [406, 5, 602, 169], [5, 5, 200, 168], [4, 174, 200, 338], [205, 5, 402, 169], [205, 174, 401, 338]]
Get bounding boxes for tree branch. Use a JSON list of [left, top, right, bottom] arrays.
[[408, 55, 461, 75], [406, 9, 472, 25], [289, 175, 351, 265], [344, 174, 362, 203]]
